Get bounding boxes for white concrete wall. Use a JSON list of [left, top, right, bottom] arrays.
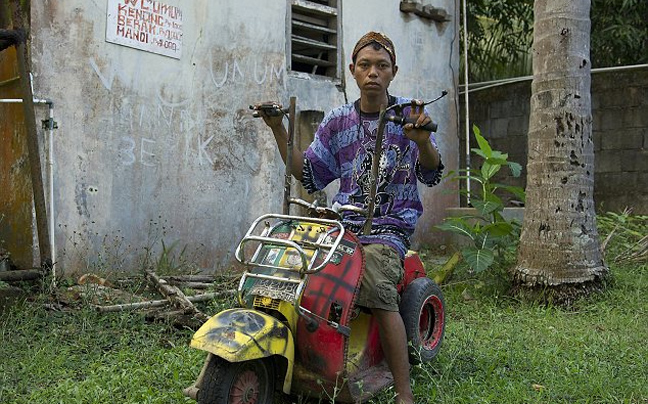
[[29, 0, 459, 273]]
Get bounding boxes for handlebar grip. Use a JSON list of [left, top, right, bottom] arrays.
[[249, 104, 283, 118], [386, 115, 438, 132], [402, 116, 438, 132]]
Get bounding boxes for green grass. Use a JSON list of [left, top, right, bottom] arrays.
[[0, 304, 203, 404], [1, 215, 646, 404], [413, 264, 647, 404]]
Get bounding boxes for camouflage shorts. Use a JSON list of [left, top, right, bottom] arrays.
[[355, 244, 403, 312]]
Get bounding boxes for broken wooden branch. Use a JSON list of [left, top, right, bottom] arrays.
[[95, 298, 167, 312], [0, 269, 42, 282], [144, 268, 213, 322], [145, 268, 194, 311], [93, 290, 235, 313], [167, 274, 218, 283], [167, 281, 213, 290]]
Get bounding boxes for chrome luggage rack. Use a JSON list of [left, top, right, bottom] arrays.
[[235, 213, 346, 274], [234, 214, 346, 305]]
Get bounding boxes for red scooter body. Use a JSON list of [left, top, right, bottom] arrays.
[[289, 226, 431, 402]]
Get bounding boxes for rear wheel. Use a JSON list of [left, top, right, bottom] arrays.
[[198, 356, 275, 404], [400, 277, 445, 364]]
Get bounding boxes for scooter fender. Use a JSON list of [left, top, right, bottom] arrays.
[[190, 308, 295, 393]]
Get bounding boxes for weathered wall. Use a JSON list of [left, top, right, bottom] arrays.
[[8, 0, 459, 273], [460, 66, 648, 214]]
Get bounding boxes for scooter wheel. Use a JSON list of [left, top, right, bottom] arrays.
[[197, 356, 275, 404], [400, 277, 445, 364]]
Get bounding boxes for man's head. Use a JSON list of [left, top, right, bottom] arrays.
[[351, 31, 396, 67], [350, 31, 398, 99]]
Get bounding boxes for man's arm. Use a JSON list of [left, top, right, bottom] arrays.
[[257, 108, 304, 181], [414, 136, 441, 170]]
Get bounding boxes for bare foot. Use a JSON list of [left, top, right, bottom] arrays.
[[396, 392, 415, 404]]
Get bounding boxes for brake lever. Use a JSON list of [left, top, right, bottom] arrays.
[[383, 90, 447, 132]]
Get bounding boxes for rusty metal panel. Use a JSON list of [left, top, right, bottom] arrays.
[[0, 46, 35, 270]]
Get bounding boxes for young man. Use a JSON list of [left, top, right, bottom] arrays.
[[259, 31, 443, 404]]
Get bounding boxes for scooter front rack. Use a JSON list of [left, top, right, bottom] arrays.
[[235, 213, 346, 309], [234, 213, 346, 274]]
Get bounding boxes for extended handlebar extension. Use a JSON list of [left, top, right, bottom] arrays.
[[251, 91, 447, 132], [250, 103, 437, 131], [383, 90, 447, 133]]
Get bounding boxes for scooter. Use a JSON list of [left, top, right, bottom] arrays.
[[184, 95, 446, 404]]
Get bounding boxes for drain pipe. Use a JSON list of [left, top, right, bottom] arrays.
[[461, 0, 471, 206], [0, 95, 57, 281]]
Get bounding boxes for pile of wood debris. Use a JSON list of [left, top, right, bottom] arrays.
[[53, 269, 239, 329]]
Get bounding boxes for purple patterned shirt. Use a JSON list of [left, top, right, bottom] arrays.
[[301, 96, 444, 258]]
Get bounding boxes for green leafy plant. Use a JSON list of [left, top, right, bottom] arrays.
[[462, 0, 534, 82], [591, 0, 648, 67], [436, 125, 525, 273]]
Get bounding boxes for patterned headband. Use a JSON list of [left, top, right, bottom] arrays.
[[351, 31, 396, 65]]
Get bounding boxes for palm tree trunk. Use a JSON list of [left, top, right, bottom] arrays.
[[513, 0, 608, 303]]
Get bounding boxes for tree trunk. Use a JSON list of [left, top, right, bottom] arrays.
[[513, 0, 608, 303]]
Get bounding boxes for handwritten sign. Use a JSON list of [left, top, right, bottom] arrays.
[[106, 0, 183, 59]]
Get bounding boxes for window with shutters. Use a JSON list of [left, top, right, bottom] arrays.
[[289, 0, 340, 79]]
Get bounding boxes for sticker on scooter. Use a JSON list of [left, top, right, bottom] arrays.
[[249, 278, 300, 301], [263, 248, 283, 266]]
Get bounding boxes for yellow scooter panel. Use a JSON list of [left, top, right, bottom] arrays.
[[190, 308, 295, 393]]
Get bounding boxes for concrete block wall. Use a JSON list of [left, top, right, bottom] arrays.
[[460, 66, 648, 214], [592, 68, 648, 214]]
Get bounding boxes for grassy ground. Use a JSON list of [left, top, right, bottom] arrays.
[[1, 214, 646, 403], [409, 265, 647, 404]]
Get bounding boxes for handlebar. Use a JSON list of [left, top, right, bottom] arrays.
[[251, 103, 438, 132], [249, 103, 287, 118], [251, 91, 447, 132], [385, 114, 438, 133], [332, 202, 367, 216], [288, 197, 317, 210], [383, 91, 447, 133], [288, 197, 367, 219]]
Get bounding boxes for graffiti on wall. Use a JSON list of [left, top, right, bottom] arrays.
[[89, 53, 285, 94], [89, 51, 286, 171], [209, 50, 285, 88]]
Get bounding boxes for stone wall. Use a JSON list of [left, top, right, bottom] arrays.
[[460, 66, 648, 214]]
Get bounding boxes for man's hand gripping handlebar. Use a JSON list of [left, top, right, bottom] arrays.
[[249, 102, 287, 118]]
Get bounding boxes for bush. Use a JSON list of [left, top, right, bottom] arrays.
[[436, 125, 525, 273]]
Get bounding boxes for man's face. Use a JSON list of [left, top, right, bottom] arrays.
[[350, 46, 397, 97]]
